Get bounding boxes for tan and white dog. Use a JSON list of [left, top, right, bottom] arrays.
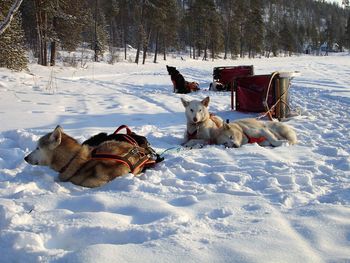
[[24, 126, 150, 188], [181, 96, 223, 147], [215, 118, 297, 148]]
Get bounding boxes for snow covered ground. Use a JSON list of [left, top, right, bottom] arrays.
[[0, 54, 349, 263]]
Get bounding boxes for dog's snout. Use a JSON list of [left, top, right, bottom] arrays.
[[193, 117, 198, 123]]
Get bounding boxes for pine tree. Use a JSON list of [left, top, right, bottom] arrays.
[[265, 1, 279, 57], [279, 15, 294, 55], [0, 0, 27, 70]]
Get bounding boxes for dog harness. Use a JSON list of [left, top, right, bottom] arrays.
[[186, 114, 221, 144], [91, 147, 153, 175], [89, 125, 158, 175], [244, 133, 266, 144]]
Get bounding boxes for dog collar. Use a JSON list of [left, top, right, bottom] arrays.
[[59, 150, 81, 174], [187, 129, 197, 140]]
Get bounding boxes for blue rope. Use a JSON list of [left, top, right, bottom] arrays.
[[159, 146, 183, 157]]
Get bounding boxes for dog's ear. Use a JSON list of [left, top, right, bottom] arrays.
[[201, 96, 210, 107], [181, 97, 189, 107], [49, 125, 62, 149]]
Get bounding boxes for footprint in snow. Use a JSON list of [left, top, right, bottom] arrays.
[[207, 208, 233, 219], [169, 195, 198, 207]]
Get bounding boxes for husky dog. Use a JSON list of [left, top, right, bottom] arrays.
[[209, 81, 225, 91], [166, 65, 200, 93], [166, 65, 187, 93], [181, 96, 223, 147], [24, 126, 150, 188], [215, 118, 297, 148]]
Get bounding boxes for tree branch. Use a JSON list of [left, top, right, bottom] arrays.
[[0, 0, 24, 35]]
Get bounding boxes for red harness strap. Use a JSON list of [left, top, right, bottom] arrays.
[[90, 125, 154, 174], [90, 148, 150, 175], [244, 133, 266, 144], [187, 130, 197, 140], [187, 114, 221, 143]]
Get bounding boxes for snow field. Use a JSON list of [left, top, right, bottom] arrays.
[[0, 54, 349, 262]]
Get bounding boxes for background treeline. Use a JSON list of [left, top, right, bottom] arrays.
[[1, 0, 350, 70]]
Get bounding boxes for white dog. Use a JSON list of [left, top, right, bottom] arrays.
[[215, 118, 297, 148], [181, 96, 223, 147]]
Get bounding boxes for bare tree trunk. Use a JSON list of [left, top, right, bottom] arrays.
[[50, 17, 57, 66], [211, 41, 215, 61], [34, 0, 43, 65], [163, 37, 166, 61], [203, 39, 208, 60], [240, 23, 244, 58], [135, 28, 141, 64], [0, 0, 23, 35], [50, 41, 56, 66], [142, 28, 151, 65], [135, 0, 145, 64], [153, 30, 159, 63], [43, 11, 47, 66], [124, 29, 127, 60], [34, 0, 47, 66]]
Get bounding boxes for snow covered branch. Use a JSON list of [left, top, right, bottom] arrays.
[[0, 0, 24, 36]]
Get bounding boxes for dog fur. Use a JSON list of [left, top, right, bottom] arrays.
[[209, 81, 225, 91], [214, 118, 297, 148], [166, 65, 187, 93], [24, 126, 147, 188], [181, 96, 223, 147], [166, 65, 200, 93]]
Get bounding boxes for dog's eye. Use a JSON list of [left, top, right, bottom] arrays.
[[199, 109, 202, 112], [190, 109, 193, 112], [36, 147, 39, 150]]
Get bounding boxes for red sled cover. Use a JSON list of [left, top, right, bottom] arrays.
[[213, 66, 253, 89], [235, 74, 275, 113]]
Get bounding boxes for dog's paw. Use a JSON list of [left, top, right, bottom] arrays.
[[271, 140, 289, 147], [189, 144, 204, 150], [182, 141, 204, 149]]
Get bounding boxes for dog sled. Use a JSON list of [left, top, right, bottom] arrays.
[[232, 71, 300, 120], [209, 65, 254, 91], [209, 65, 299, 120]]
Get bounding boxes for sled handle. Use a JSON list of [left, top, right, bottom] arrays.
[[114, 125, 132, 135]]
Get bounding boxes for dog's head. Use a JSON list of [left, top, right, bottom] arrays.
[[215, 122, 243, 148], [166, 65, 178, 75], [210, 81, 225, 91], [24, 126, 63, 166], [181, 96, 210, 124]]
